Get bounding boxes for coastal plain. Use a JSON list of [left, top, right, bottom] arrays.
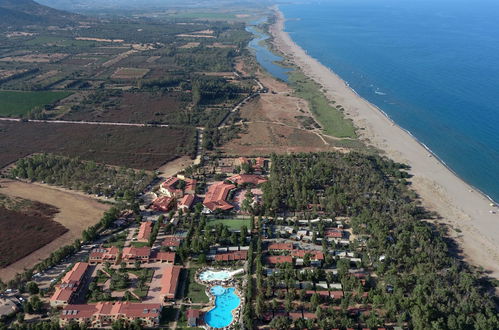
[[271, 9, 499, 279]]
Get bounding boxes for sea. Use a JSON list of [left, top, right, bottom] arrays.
[[271, 0, 499, 202]]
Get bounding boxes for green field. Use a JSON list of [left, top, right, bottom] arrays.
[[289, 71, 357, 138], [0, 90, 72, 117], [208, 218, 251, 231], [185, 268, 209, 303]]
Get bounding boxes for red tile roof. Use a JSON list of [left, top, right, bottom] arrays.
[[203, 182, 235, 211], [162, 236, 182, 247], [161, 265, 182, 299], [268, 243, 294, 251], [178, 194, 195, 209], [150, 251, 175, 263], [265, 255, 293, 265], [61, 302, 161, 320], [152, 196, 174, 212], [61, 262, 88, 285], [214, 251, 248, 262], [228, 174, 267, 185], [291, 250, 325, 260], [325, 229, 344, 238], [89, 246, 120, 262], [184, 178, 197, 194], [122, 246, 151, 261], [137, 222, 153, 241]]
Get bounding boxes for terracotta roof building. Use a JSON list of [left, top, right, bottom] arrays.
[[203, 182, 235, 212], [60, 302, 161, 328], [50, 262, 89, 307], [149, 251, 175, 263], [214, 251, 248, 262], [160, 177, 182, 198], [325, 229, 344, 238], [121, 246, 151, 264], [89, 246, 120, 265], [161, 265, 182, 300], [227, 174, 268, 186], [162, 236, 182, 249], [268, 243, 294, 251], [178, 194, 195, 211], [151, 196, 174, 212], [137, 221, 153, 242], [265, 255, 293, 266], [186, 309, 203, 327], [291, 250, 325, 261], [184, 178, 197, 195]]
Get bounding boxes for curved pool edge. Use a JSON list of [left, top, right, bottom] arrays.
[[203, 285, 243, 329]]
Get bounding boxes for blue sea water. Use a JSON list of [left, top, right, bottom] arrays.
[[279, 0, 499, 202]]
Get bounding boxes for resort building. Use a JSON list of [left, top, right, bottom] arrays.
[[151, 196, 174, 212], [89, 246, 120, 265], [178, 194, 195, 211], [137, 221, 153, 242], [161, 236, 182, 250], [121, 246, 151, 264], [265, 255, 293, 266], [186, 309, 203, 327], [59, 302, 161, 328], [159, 177, 182, 198], [50, 262, 89, 307], [268, 242, 294, 251], [227, 174, 268, 186], [291, 250, 325, 261], [149, 251, 176, 263], [203, 182, 236, 212], [184, 178, 197, 195], [325, 229, 344, 239], [214, 250, 248, 262], [160, 265, 182, 301]]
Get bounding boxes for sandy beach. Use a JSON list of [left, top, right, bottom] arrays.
[[271, 9, 499, 279]]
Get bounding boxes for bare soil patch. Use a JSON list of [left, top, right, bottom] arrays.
[[0, 53, 68, 63], [0, 179, 109, 281], [156, 156, 194, 178]]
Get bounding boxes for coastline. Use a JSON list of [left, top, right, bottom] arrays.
[[270, 8, 499, 279]]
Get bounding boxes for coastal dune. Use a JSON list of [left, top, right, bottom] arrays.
[[271, 9, 499, 278]]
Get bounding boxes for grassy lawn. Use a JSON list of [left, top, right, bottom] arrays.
[[0, 90, 72, 117], [208, 218, 250, 231], [131, 241, 150, 248], [289, 71, 357, 138], [133, 286, 149, 299], [185, 268, 209, 303]]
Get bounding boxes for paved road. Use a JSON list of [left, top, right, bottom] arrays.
[[0, 117, 170, 128]]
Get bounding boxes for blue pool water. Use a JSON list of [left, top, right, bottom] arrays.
[[277, 0, 499, 202], [204, 286, 241, 328], [246, 22, 293, 82]]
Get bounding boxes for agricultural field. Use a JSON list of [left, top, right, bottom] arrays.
[[62, 91, 189, 124], [0, 194, 66, 268], [0, 121, 196, 170], [0, 90, 72, 117], [111, 67, 150, 79], [0, 179, 109, 281]]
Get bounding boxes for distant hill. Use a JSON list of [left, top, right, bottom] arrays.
[[0, 0, 79, 27]]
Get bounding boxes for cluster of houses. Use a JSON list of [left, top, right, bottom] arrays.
[[149, 175, 197, 213], [51, 235, 184, 327], [259, 216, 372, 326]]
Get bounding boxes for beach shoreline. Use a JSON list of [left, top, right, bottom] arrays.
[[270, 8, 499, 279]]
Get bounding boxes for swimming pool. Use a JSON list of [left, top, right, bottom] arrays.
[[205, 286, 241, 328], [198, 268, 243, 282]]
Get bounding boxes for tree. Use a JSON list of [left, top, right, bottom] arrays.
[[27, 281, 39, 295]]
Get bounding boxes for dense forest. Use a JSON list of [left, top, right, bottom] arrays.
[[10, 153, 153, 200], [261, 153, 498, 329]]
